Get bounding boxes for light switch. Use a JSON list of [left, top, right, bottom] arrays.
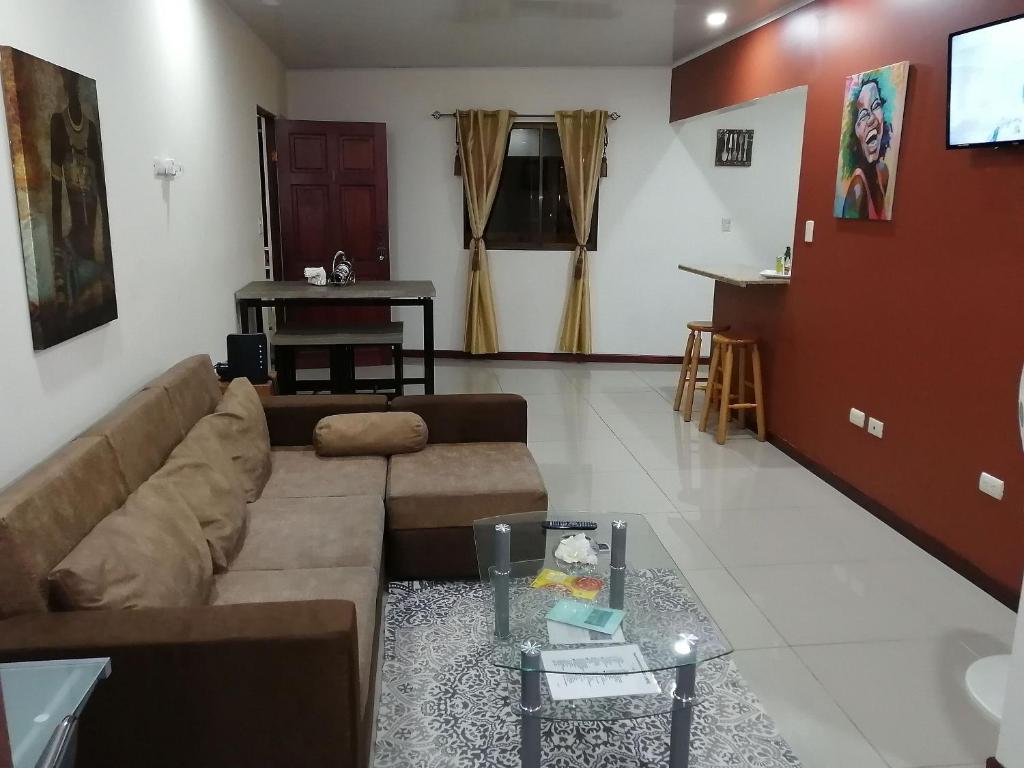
[[979, 472, 1005, 500], [721, 218, 732, 232], [804, 220, 815, 243], [849, 408, 866, 428]]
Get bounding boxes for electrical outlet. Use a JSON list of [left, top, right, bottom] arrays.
[[979, 472, 1005, 500], [721, 218, 731, 232], [849, 408, 866, 428], [867, 417, 884, 438]]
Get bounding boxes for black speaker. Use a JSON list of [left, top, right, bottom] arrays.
[[226, 333, 268, 384]]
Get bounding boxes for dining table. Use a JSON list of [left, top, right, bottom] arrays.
[[234, 279, 437, 394]]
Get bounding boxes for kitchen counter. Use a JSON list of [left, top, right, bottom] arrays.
[[678, 263, 790, 288]]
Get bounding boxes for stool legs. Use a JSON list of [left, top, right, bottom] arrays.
[[698, 344, 721, 433], [716, 345, 735, 445], [736, 346, 747, 431], [751, 344, 766, 441], [673, 330, 697, 411], [682, 332, 704, 422]]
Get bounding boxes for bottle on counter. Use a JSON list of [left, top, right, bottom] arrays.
[[775, 251, 784, 274], [783, 246, 792, 276]]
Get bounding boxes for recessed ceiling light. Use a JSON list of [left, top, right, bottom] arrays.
[[707, 11, 728, 27]]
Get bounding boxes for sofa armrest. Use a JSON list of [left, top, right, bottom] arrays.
[[0, 601, 362, 768], [390, 394, 527, 444], [263, 394, 389, 446]]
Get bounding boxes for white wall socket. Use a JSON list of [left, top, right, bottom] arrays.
[[867, 417, 884, 438], [721, 217, 732, 232], [849, 408, 866, 428], [979, 472, 1005, 501], [804, 220, 815, 243]]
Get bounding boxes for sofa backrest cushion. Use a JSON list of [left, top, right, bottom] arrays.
[[49, 479, 213, 611], [0, 437, 129, 618], [142, 354, 222, 436], [82, 387, 184, 492], [157, 416, 248, 571], [209, 378, 272, 502]]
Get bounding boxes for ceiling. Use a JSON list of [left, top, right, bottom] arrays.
[[224, 0, 810, 69]]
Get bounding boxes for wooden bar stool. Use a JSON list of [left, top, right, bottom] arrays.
[[698, 332, 766, 444], [673, 321, 730, 421]]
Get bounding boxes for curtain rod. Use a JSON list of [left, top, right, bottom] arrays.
[[431, 110, 620, 121]]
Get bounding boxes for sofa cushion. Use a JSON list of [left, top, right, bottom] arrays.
[[82, 387, 184, 492], [155, 418, 248, 572], [261, 448, 387, 499], [0, 437, 129, 618], [386, 442, 548, 530], [49, 480, 213, 611], [210, 566, 378, 714], [209, 378, 272, 502], [314, 412, 427, 457], [230, 496, 384, 573], [142, 355, 222, 436]]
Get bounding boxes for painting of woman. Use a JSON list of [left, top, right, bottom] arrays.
[[834, 61, 909, 222]]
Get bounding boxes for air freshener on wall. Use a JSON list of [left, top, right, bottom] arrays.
[[715, 129, 754, 167]]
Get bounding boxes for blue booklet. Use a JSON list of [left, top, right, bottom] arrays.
[[546, 599, 625, 636]]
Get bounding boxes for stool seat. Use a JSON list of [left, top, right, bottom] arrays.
[[272, 322, 404, 347], [713, 332, 757, 346], [687, 320, 729, 333]]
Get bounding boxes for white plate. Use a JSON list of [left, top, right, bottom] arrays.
[[759, 269, 790, 279]]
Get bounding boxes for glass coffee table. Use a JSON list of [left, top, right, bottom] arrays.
[[473, 511, 731, 768]]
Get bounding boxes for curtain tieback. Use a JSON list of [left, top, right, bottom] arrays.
[[573, 246, 587, 280], [471, 237, 483, 271]]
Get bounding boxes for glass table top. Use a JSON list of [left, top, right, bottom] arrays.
[[1, 658, 111, 768]]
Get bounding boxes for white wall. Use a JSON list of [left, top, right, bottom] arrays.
[[0, 0, 284, 485], [998, 580, 1024, 767], [286, 68, 806, 357]]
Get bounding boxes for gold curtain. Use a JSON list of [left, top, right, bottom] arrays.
[[555, 109, 607, 355], [456, 109, 515, 354]]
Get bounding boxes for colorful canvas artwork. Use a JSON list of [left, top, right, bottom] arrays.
[[833, 60, 910, 221], [1, 47, 117, 350]]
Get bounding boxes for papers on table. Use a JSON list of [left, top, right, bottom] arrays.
[[540, 644, 661, 700], [546, 620, 624, 645]]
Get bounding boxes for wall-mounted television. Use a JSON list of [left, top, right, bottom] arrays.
[[947, 13, 1024, 149]]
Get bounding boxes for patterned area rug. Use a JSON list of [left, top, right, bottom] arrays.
[[375, 577, 802, 768]]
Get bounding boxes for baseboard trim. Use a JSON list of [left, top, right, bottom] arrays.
[[987, 758, 1005, 768], [769, 434, 1019, 611], [403, 349, 692, 365]]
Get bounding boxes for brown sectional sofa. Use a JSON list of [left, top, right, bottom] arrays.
[[0, 355, 547, 768]]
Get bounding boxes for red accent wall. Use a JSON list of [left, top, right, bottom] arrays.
[[672, 0, 1024, 600]]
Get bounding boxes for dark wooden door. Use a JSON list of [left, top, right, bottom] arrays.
[[277, 120, 390, 326]]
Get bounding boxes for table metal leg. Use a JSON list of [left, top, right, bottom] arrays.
[[493, 524, 511, 639], [238, 300, 251, 333], [610, 520, 627, 610], [520, 642, 542, 768], [423, 298, 435, 394], [393, 344, 404, 396], [669, 659, 697, 768]]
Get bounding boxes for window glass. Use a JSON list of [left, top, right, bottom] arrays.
[[465, 122, 599, 251]]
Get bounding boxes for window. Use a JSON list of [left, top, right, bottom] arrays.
[[464, 123, 599, 251]]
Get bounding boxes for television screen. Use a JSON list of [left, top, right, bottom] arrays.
[[948, 14, 1024, 148]]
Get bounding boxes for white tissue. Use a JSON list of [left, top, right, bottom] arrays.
[[554, 533, 597, 565], [304, 267, 327, 286]]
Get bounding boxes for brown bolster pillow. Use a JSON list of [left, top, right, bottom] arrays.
[[314, 412, 428, 457]]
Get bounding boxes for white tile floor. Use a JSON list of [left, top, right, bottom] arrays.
[[345, 358, 1015, 768]]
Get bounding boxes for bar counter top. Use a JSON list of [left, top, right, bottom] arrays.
[[678, 264, 790, 288]]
